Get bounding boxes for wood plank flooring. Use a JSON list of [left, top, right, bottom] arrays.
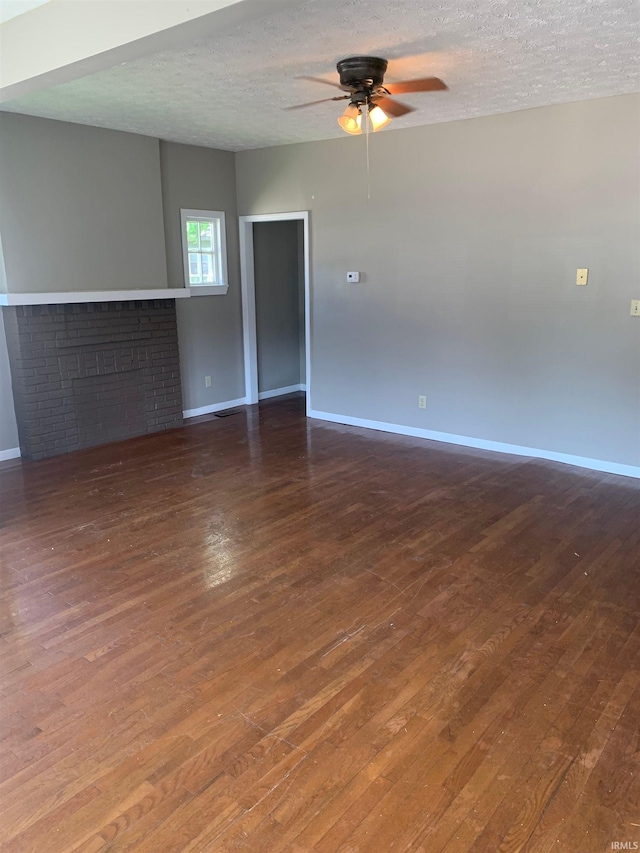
[[1, 394, 639, 852]]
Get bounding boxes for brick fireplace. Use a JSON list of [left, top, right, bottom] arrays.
[[3, 299, 183, 460]]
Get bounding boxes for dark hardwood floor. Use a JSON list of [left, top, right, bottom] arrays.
[[1, 394, 639, 853]]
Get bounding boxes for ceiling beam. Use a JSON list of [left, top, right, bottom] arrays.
[[0, 0, 303, 103]]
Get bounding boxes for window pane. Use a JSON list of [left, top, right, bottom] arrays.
[[201, 253, 215, 283], [199, 221, 213, 251], [186, 220, 200, 250], [188, 251, 202, 284]]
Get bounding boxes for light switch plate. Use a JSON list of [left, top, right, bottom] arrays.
[[347, 271, 360, 283], [631, 299, 640, 317], [576, 268, 588, 286]]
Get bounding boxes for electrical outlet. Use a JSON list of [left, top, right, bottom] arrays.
[[631, 300, 640, 317], [205, 375, 212, 388], [418, 395, 427, 409]]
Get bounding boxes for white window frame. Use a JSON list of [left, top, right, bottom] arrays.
[[180, 208, 229, 295]]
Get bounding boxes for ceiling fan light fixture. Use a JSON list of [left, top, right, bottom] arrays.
[[338, 103, 362, 135], [368, 104, 391, 131]]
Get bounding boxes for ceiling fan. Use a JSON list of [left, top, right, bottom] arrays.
[[288, 56, 447, 135]]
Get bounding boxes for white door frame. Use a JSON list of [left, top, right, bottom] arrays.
[[239, 211, 311, 415]]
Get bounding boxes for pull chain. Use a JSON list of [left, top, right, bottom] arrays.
[[365, 102, 371, 201]]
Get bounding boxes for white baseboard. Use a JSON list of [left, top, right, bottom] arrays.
[[308, 409, 640, 480], [183, 397, 247, 419], [0, 447, 20, 462], [258, 384, 307, 401]]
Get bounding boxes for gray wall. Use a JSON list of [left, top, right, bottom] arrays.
[[236, 94, 640, 468], [253, 220, 303, 393], [1, 96, 637, 466], [0, 112, 167, 293], [159, 140, 245, 411]]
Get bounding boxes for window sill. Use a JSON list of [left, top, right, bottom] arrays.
[[189, 284, 229, 296]]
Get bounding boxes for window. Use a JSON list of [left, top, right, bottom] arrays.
[[180, 209, 228, 294]]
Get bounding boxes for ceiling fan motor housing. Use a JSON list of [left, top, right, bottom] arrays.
[[336, 56, 388, 96]]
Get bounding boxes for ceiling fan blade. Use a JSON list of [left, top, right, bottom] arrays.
[[372, 95, 415, 118], [285, 95, 349, 111], [297, 75, 346, 91], [385, 77, 448, 95]]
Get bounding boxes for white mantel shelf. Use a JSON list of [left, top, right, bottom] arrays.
[[0, 289, 192, 306]]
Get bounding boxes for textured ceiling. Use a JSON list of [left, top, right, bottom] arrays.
[[2, 0, 639, 150]]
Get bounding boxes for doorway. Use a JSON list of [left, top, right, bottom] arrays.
[[239, 212, 310, 414]]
